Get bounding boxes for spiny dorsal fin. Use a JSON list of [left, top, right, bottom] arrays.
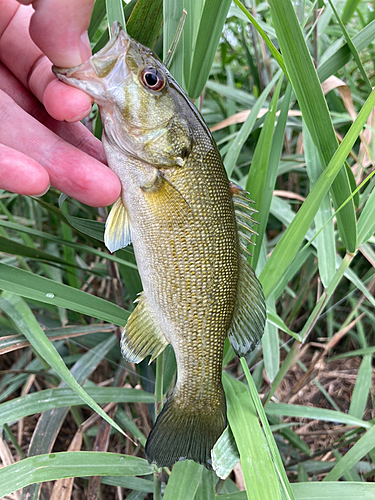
[[227, 255, 266, 356], [230, 182, 258, 257], [121, 292, 169, 363], [104, 197, 132, 253]]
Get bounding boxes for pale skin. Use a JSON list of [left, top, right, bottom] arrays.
[[0, 0, 121, 206]]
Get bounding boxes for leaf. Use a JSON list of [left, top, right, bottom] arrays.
[[292, 482, 375, 500], [303, 121, 336, 288], [0, 324, 115, 354], [106, 0, 126, 30], [348, 354, 372, 420], [223, 372, 281, 500], [0, 452, 152, 498], [268, 0, 357, 252], [126, 0, 163, 48], [0, 293, 126, 437], [246, 75, 283, 268], [211, 427, 239, 480], [260, 87, 375, 299], [224, 70, 281, 177], [358, 184, 375, 245], [324, 424, 375, 481], [0, 263, 130, 326], [0, 387, 154, 427], [184, 0, 232, 99], [163, 461, 203, 500], [266, 403, 373, 429]]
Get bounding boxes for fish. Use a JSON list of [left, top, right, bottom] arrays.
[[53, 22, 266, 471]]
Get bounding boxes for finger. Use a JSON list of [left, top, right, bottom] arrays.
[[0, 3, 92, 121], [27, 0, 94, 68], [0, 91, 121, 207], [0, 63, 106, 164], [0, 144, 50, 196]]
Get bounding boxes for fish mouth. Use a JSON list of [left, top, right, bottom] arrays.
[[52, 22, 130, 100]]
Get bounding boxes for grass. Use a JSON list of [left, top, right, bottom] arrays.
[[1, 0, 375, 498]]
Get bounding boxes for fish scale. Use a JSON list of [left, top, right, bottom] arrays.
[[53, 22, 266, 471]]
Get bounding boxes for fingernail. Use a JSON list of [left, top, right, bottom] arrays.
[[34, 184, 51, 197], [79, 31, 92, 63]]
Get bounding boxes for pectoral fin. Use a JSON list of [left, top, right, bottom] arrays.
[[121, 292, 169, 363], [227, 255, 266, 356], [104, 197, 132, 253], [144, 173, 191, 222]]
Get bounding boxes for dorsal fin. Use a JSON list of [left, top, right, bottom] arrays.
[[230, 182, 259, 257]]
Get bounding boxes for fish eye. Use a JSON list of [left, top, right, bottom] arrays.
[[141, 68, 165, 91]]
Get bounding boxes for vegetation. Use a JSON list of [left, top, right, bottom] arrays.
[[1, 0, 375, 498]]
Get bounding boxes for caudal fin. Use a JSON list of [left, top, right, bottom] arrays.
[[145, 388, 226, 470]]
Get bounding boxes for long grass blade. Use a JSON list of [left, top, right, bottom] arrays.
[[223, 372, 281, 500], [268, 0, 357, 252], [260, 88, 375, 299], [0, 292, 126, 437], [0, 452, 152, 498]]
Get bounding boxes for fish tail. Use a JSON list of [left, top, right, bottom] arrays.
[[145, 385, 227, 470]]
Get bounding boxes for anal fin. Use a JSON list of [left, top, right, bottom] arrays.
[[104, 197, 132, 253], [121, 292, 169, 363], [228, 255, 266, 356]]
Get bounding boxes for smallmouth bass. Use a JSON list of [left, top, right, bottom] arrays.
[[54, 23, 266, 471]]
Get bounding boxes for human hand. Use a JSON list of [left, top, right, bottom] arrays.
[[0, 0, 121, 207]]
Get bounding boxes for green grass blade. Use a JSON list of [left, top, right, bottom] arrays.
[[0, 324, 114, 354], [224, 70, 281, 177], [348, 354, 373, 419], [268, 0, 357, 252], [0, 452, 152, 498], [88, 0, 106, 39], [317, 20, 375, 83], [262, 297, 280, 383], [184, 0, 232, 99], [260, 87, 375, 299], [0, 218, 137, 269], [163, 461, 203, 500], [342, 0, 362, 24], [240, 360, 295, 500], [0, 263, 129, 325], [358, 184, 375, 245], [0, 292, 126, 437], [266, 403, 373, 429], [211, 427, 239, 479], [303, 121, 336, 288], [223, 372, 281, 500], [327, 0, 372, 93], [246, 75, 283, 268], [324, 424, 375, 481], [232, 0, 287, 76], [0, 235, 75, 268], [106, 0, 126, 30], [292, 482, 375, 500], [256, 83, 292, 266], [164, 0, 185, 86], [194, 468, 216, 500], [0, 387, 154, 427], [101, 475, 153, 493], [126, 0, 163, 48]]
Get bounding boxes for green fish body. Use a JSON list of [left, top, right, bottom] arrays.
[[54, 23, 266, 470]]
